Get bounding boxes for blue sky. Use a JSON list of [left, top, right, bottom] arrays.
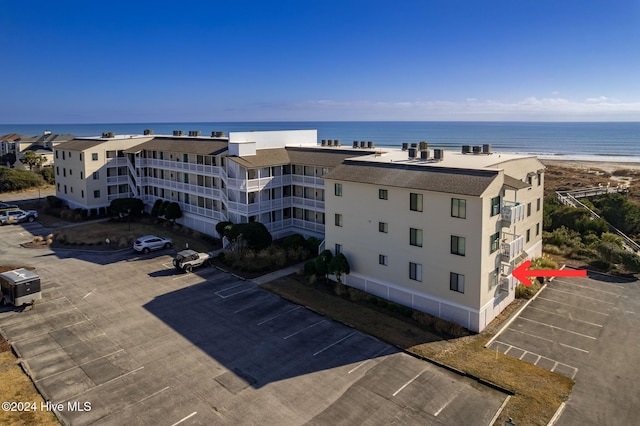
[[2, 0, 639, 123]]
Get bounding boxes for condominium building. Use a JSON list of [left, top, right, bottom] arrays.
[[1, 132, 75, 168], [54, 132, 543, 332], [323, 145, 544, 332]]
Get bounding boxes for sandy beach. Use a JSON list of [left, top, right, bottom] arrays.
[[541, 159, 640, 173]]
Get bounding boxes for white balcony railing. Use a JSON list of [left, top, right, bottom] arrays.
[[501, 235, 524, 262], [501, 202, 526, 226], [136, 158, 224, 178]]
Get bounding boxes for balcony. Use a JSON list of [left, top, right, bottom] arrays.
[[291, 175, 324, 187], [106, 175, 129, 185], [501, 233, 524, 262], [501, 202, 526, 227], [291, 196, 325, 211], [137, 158, 224, 178]]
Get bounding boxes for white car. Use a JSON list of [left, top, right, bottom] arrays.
[[0, 209, 37, 225], [133, 235, 173, 254]]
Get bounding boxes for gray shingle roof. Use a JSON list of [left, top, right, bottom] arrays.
[[503, 175, 531, 189], [54, 139, 108, 151], [286, 147, 374, 167], [323, 161, 500, 196], [125, 137, 228, 156]]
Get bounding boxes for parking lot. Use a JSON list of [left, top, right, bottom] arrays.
[[488, 272, 640, 425], [0, 222, 509, 425]]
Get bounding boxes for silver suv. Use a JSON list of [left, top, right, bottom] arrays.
[[133, 235, 173, 254]]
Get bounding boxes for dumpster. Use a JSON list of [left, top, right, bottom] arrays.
[[0, 268, 42, 306]]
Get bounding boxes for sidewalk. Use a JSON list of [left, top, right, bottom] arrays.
[[251, 262, 304, 286]]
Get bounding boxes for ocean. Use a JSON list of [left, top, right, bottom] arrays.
[[1, 121, 639, 162]]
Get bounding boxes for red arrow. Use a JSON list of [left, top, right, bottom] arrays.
[[512, 260, 587, 286]]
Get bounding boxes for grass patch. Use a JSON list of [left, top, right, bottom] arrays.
[[51, 222, 219, 253], [0, 352, 60, 426], [262, 275, 573, 426]]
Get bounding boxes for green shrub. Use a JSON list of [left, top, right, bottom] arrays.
[[225, 222, 272, 250], [283, 233, 306, 250], [39, 167, 55, 184], [216, 221, 233, 238], [46, 195, 64, 208], [0, 167, 45, 191]]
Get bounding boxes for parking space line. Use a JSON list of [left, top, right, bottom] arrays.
[[215, 282, 248, 295], [546, 287, 616, 304], [553, 279, 624, 297], [171, 412, 197, 426], [537, 297, 610, 316], [283, 320, 325, 339], [551, 361, 558, 372], [392, 369, 426, 397], [434, 392, 458, 416], [534, 354, 541, 365], [519, 351, 526, 360], [519, 316, 598, 340], [257, 306, 301, 325], [493, 341, 579, 379], [505, 327, 554, 343], [348, 346, 391, 374], [560, 343, 589, 354], [218, 287, 254, 299], [313, 332, 356, 356], [528, 306, 604, 327], [35, 349, 125, 383], [59, 366, 145, 404], [234, 300, 266, 314]]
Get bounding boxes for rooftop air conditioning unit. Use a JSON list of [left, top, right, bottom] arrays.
[[367, 141, 375, 149], [483, 144, 492, 154], [173, 130, 184, 136], [352, 141, 358, 148], [102, 132, 115, 138], [335, 139, 341, 147], [188, 130, 201, 137], [462, 145, 471, 154], [420, 150, 429, 160], [143, 129, 154, 135], [359, 141, 366, 148], [402, 143, 409, 151], [419, 141, 428, 150], [473, 145, 481, 154], [434, 148, 444, 161], [408, 148, 417, 159], [211, 131, 224, 138]]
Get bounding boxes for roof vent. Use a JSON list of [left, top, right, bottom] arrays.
[[102, 132, 115, 138], [173, 130, 184, 137], [483, 144, 492, 154], [143, 129, 154, 135], [462, 145, 471, 154], [188, 130, 201, 137]]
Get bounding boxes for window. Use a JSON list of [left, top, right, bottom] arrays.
[[92, 153, 98, 161], [526, 229, 531, 243], [93, 171, 99, 180], [62, 151, 65, 160], [490, 232, 500, 253], [410, 228, 423, 247], [81, 190, 84, 198], [379, 189, 388, 200], [335, 244, 342, 254], [536, 223, 540, 236], [56, 166, 59, 176], [80, 171, 84, 179], [537, 198, 541, 212], [57, 183, 60, 190], [379, 222, 388, 233], [64, 185, 67, 194], [527, 175, 533, 185], [79, 153, 83, 161], [63, 168, 66, 177], [410, 193, 423, 212], [335, 183, 342, 196], [527, 202, 532, 217], [451, 198, 466, 218], [69, 169, 72, 176], [537, 173, 542, 186], [70, 187, 73, 193], [490, 196, 501, 216], [379, 255, 388, 266], [335, 213, 343, 227], [450, 272, 465, 293], [93, 190, 100, 198], [106, 151, 116, 158], [451, 235, 466, 256], [409, 262, 422, 281], [69, 152, 71, 158], [55, 151, 58, 159]]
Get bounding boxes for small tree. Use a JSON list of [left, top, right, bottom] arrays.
[[165, 202, 183, 223], [21, 150, 47, 170], [330, 253, 350, 283], [150, 199, 163, 217], [158, 200, 170, 217], [315, 249, 333, 283], [225, 222, 272, 250], [216, 221, 233, 238]]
